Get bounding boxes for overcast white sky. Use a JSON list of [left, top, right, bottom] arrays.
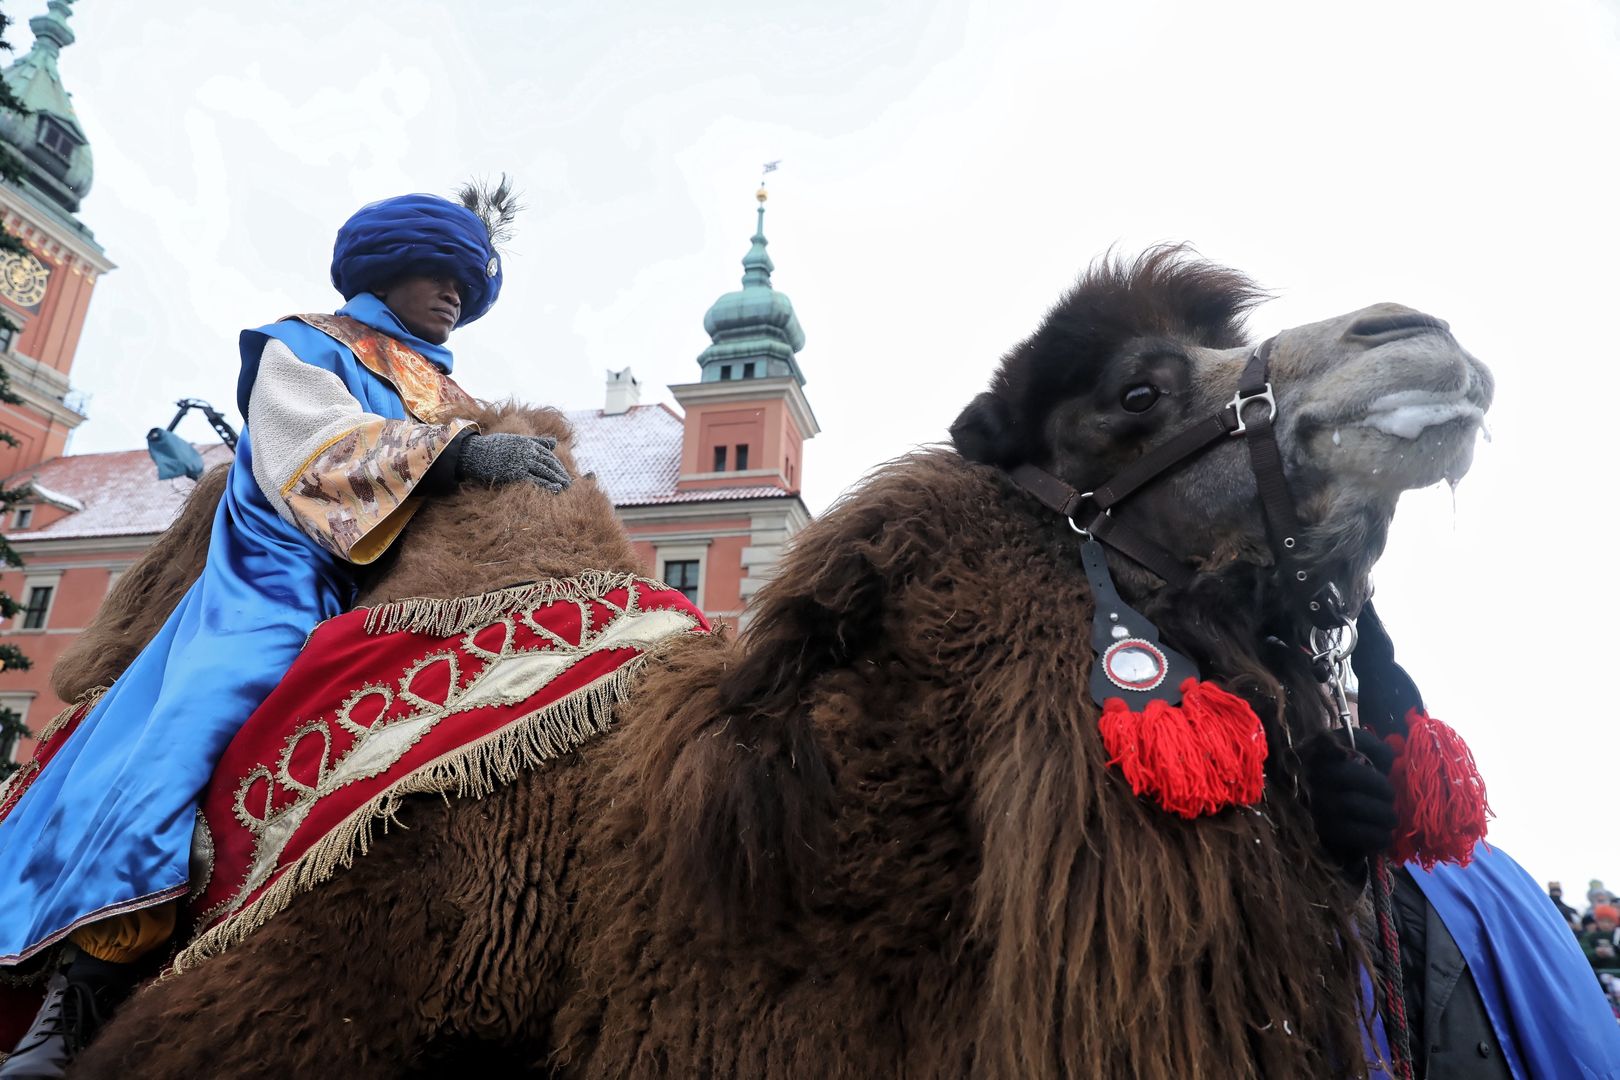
[[28, 0, 1620, 898]]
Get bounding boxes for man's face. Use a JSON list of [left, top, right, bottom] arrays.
[[377, 274, 463, 345], [1601, 914, 1619, 934]]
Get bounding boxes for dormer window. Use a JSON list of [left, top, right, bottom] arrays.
[[12, 507, 31, 529], [37, 117, 79, 163]]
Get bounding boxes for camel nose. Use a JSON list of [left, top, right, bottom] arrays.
[[1344, 305, 1451, 343]]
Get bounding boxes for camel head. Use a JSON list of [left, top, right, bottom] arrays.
[[951, 247, 1494, 608]]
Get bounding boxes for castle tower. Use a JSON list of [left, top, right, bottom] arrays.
[[672, 186, 818, 501], [0, 0, 114, 475]]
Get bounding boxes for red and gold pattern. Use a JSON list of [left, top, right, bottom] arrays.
[[176, 576, 708, 970], [289, 313, 477, 424]]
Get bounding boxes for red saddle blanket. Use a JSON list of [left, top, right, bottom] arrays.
[[176, 575, 708, 970]]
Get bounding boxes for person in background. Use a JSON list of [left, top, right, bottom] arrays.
[[1549, 881, 1582, 931], [1581, 905, 1620, 972]]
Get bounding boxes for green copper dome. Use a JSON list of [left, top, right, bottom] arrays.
[[0, 0, 94, 219], [697, 196, 806, 385]]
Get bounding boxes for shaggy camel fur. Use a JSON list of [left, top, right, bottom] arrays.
[[73, 249, 1491, 1078]]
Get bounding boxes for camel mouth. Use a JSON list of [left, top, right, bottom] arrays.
[[1297, 386, 1486, 493], [1294, 380, 1490, 494], [1353, 389, 1486, 441]]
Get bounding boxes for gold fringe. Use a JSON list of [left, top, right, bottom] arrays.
[[362, 571, 655, 637], [168, 657, 648, 974], [39, 685, 108, 744], [0, 686, 108, 812]]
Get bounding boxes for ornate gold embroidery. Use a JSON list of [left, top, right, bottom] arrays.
[[282, 417, 473, 564], [288, 314, 477, 423], [179, 583, 703, 969]]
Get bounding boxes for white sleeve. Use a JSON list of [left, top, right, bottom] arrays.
[[244, 338, 475, 565], [246, 339, 384, 524]]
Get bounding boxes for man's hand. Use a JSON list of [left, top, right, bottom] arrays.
[[456, 433, 572, 493], [1304, 726, 1398, 880]]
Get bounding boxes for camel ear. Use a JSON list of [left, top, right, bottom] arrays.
[[950, 391, 1025, 466]]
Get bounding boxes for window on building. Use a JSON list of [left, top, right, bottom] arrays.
[[0, 324, 15, 354], [719, 365, 733, 381], [735, 444, 749, 471], [0, 694, 32, 765], [713, 445, 727, 472], [11, 507, 31, 530], [664, 560, 700, 604], [788, 460, 794, 487], [37, 117, 79, 162], [20, 586, 53, 630], [743, 362, 757, 378]]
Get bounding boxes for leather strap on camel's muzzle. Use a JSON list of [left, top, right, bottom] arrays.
[[1006, 337, 1347, 632]]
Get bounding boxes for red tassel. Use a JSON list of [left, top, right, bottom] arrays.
[[1385, 709, 1492, 869], [1099, 678, 1268, 819]]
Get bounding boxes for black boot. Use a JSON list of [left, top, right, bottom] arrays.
[[0, 953, 139, 1079]]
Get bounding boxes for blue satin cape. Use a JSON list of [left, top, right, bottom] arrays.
[[1410, 844, 1620, 1078], [0, 294, 455, 963]]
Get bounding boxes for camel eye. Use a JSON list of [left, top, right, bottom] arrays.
[[1121, 384, 1162, 413]]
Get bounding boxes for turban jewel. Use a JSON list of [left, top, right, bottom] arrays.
[[331, 185, 515, 327]]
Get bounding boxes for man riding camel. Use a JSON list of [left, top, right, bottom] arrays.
[[0, 184, 568, 1076]]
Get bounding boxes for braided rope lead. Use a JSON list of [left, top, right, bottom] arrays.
[[1371, 855, 1416, 1080]]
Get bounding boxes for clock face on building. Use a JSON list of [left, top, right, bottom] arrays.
[[0, 250, 50, 308]]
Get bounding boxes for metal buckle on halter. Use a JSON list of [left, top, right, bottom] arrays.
[[1226, 383, 1277, 436], [1066, 494, 1099, 539]]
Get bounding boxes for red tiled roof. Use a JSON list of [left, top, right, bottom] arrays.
[[5, 443, 234, 541], [2, 404, 792, 542]]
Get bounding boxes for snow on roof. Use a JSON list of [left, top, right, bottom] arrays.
[[22, 480, 85, 512], [4, 443, 235, 542], [563, 404, 791, 507], [2, 405, 791, 543]]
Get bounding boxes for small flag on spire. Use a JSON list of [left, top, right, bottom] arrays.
[[762, 160, 781, 174]]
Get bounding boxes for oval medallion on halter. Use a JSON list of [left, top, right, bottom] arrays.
[[1101, 638, 1170, 693]]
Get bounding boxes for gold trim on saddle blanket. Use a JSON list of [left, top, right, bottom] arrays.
[[287, 313, 477, 424], [172, 575, 708, 973]]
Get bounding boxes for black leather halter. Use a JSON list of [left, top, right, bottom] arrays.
[[1006, 336, 1349, 634], [1006, 335, 1425, 1073]]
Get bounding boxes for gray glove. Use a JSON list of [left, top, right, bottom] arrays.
[[455, 432, 572, 493]]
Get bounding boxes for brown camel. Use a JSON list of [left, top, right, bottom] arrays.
[[67, 248, 1491, 1078]]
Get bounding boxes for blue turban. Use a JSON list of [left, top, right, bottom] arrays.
[[330, 194, 502, 326]]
